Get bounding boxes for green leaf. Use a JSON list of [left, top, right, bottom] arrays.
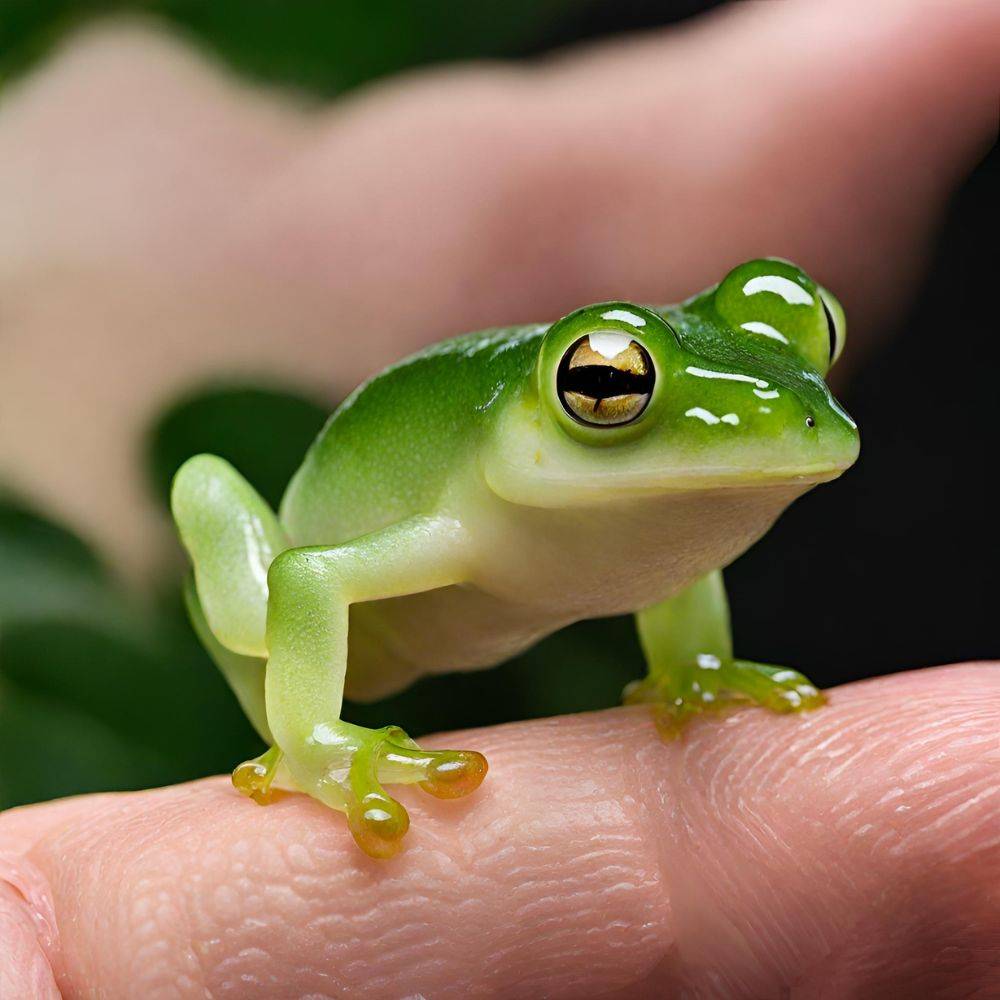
[[0, 494, 117, 629], [0, 612, 262, 809], [145, 383, 328, 510], [0, 682, 172, 810]]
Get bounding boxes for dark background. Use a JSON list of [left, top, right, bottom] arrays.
[[0, 0, 995, 808]]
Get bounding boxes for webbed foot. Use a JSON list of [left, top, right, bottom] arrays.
[[279, 723, 488, 859], [624, 656, 825, 738]]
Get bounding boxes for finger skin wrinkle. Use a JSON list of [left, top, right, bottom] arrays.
[[0, 664, 996, 998], [4, 716, 673, 997], [659, 664, 1000, 997]]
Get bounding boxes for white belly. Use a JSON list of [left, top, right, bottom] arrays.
[[343, 483, 807, 701]]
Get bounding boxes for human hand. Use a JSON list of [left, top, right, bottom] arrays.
[[2, 664, 997, 996], [0, 0, 996, 579]]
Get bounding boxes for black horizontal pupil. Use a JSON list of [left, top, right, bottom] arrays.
[[560, 364, 651, 400], [822, 299, 837, 361]]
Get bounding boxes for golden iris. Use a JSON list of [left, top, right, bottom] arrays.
[[557, 335, 654, 427]]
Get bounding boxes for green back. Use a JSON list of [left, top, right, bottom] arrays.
[[280, 324, 546, 543]]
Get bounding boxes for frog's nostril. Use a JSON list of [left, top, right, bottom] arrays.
[[805, 415, 816, 428]]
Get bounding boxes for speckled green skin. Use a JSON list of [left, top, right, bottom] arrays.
[[281, 324, 547, 545], [172, 258, 859, 857]]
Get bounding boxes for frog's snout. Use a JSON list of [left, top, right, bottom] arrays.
[[803, 394, 860, 475]]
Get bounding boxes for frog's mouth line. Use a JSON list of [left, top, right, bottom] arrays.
[[486, 460, 853, 508], [561, 460, 850, 488], [645, 462, 851, 490]]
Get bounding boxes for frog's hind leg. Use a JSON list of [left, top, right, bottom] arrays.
[[172, 453, 288, 658], [173, 455, 289, 796], [174, 461, 489, 855], [628, 570, 825, 738]]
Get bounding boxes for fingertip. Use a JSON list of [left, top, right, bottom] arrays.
[[0, 882, 61, 1000]]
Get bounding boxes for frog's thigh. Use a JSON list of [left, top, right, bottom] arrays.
[[264, 516, 486, 857], [171, 454, 287, 657], [630, 571, 823, 735]]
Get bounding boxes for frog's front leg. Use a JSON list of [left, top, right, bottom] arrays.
[[627, 571, 824, 737], [264, 516, 488, 858]]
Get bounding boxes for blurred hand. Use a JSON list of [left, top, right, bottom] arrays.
[[2, 665, 998, 996], [0, 0, 996, 579], [1, 2, 999, 996]]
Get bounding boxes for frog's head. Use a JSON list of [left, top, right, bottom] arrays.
[[487, 259, 859, 506]]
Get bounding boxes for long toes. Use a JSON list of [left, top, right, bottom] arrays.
[[624, 664, 826, 740], [420, 750, 489, 799], [761, 669, 825, 712], [767, 683, 826, 712], [379, 739, 489, 800], [347, 791, 410, 860], [337, 730, 489, 858], [279, 726, 491, 858]]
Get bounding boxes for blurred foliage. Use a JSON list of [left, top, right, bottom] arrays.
[[146, 384, 330, 511], [0, 0, 586, 92], [0, 615, 261, 808], [0, 496, 111, 627]]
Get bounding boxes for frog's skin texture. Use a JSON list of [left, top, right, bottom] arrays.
[[172, 258, 859, 858]]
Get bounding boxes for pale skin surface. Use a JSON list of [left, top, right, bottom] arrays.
[[2, 667, 998, 996], [1, 0, 999, 995]]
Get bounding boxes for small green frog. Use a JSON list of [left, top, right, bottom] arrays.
[[173, 258, 858, 858]]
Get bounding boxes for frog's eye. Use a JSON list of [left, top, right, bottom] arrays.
[[819, 286, 846, 368], [557, 332, 654, 427]]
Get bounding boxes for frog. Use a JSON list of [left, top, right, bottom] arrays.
[[172, 258, 859, 859]]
